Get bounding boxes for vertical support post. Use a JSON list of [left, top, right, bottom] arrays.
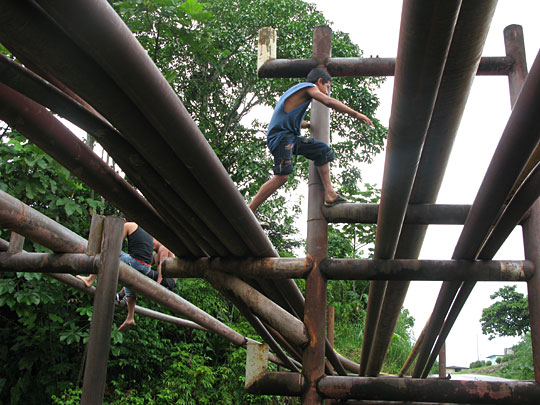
[[504, 25, 528, 108], [81, 216, 123, 405], [505, 23, 539, 382], [245, 342, 269, 390], [86, 214, 105, 256], [257, 27, 277, 71], [7, 232, 24, 253], [327, 305, 335, 348], [302, 25, 331, 405], [523, 201, 540, 383], [438, 342, 446, 378]]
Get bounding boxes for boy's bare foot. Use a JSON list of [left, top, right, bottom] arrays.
[[76, 275, 95, 288], [118, 319, 134, 332]]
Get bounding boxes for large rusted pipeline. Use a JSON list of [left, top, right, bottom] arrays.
[[414, 47, 540, 378], [6, 1, 313, 362], [367, 2, 499, 376], [316, 376, 540, 404], [0, 1, 252, 258], [163, 257, 312, 279], [0, 53, 227, 257], [246, 372, 540, 403], [323, 203, 470, 225], [0, 252, 98, 273], [0, 81, 195, 257], [320, 258, 533, 281], [360, 0, 462, 376], [258, 56, 513, 79], [35, 0, 275, 258]]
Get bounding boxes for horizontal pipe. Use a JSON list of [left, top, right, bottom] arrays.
[[245, 372, 304, 396], [257, 56, 512, 78], [323, 203, 470, 224], [317, 376, 540, 403], [0, 237, 209, 332], [321, 258, 534, 281], [0, 252, 98, 274], [163, 257, 312, 279]]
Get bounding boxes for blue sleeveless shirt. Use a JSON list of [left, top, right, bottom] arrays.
[[266, 82, 315, 152]]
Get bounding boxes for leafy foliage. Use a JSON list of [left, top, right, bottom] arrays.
[[480, 285, 529, 340], [499, 333, 534, 380], [0, 131, 112, 249]]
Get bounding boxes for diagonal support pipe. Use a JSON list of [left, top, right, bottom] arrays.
[[366, 1, 499, 376], [414, 47, 540, 378], [360, 0, 462, 375]]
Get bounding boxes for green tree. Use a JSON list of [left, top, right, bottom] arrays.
[[480, 285, 530, 340]]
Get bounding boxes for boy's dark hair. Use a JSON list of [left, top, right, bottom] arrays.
[[306, 67, 331, 84]]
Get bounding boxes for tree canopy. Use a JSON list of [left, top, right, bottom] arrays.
[[480, 285, 530, 340]]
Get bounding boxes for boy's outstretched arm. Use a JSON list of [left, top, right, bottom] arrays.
[[306, 86, 373, 126]]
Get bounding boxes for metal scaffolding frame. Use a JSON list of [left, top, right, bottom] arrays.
[[1, 0, 540, 403]]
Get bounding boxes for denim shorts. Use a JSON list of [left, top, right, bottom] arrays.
[[272, 133, 335, 175], [121, 252, 177, 297], [121, 252, 157, 298]]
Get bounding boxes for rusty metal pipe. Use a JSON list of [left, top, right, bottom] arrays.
[[415, 47, 540, 377], [0, 252, 98, 273], [523, 200, 540, 382], [323, 203, 470, 225], [245, 372, 304, 396], [221, 290, 301, 372], [370, 2, 507, 375], [317, 376, 540, 403], [0, 82, 196, 257], [48, 272, 208, 331], [36, 0, 275, 257], [301, 24, 332, 405], [361, 0, 462, 375], [0, 55, 229, 257], [257, 56, 512, 79], [204, 270, 307, 347], [163, 257, 313, 279], [479, 162, 540, 259], [0, 193, 254, 346], [321, 258, 533, 281], [0, 0, 252, 257]]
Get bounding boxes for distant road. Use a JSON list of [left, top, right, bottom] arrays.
[[450, 373, 514, 382]]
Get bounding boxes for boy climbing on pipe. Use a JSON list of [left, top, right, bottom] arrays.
[[249, 67, 373, 215]]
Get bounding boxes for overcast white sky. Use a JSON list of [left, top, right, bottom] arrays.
[[307, 0, 540, 367]]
